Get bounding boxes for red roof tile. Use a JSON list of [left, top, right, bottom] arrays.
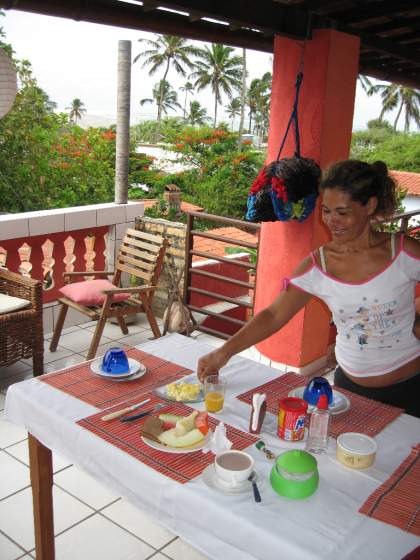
[[390, 170, 420, 197], [192, 227, 258, 262], [140, 199, 204, 212]]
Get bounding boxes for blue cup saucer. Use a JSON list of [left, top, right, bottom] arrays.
[[303, 376, 333, 406], [101, 347, 130, 375]]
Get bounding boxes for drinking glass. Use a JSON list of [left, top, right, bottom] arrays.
[[204, 375, 226, 413]]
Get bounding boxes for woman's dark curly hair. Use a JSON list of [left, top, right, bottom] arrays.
[[320, 159, 397, 217]]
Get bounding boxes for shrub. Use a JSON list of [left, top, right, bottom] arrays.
[[169, 127, 265, 218]]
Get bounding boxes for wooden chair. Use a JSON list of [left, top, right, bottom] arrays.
[[0, 269, 44, 376], [49, 228, 168, 360]]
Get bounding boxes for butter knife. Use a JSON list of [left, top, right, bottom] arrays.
[[101, 398, 151, 421]]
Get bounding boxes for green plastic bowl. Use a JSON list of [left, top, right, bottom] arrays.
[[270, 450, 319, 499]]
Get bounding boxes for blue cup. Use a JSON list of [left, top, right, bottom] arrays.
[[303, 376, 333, 406], [101, 347, 130, 375]]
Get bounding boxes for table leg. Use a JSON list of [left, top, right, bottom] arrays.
[[28, 434, 55, 560]]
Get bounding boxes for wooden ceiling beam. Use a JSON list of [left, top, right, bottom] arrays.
[[325, 0, 419, 25], [360, 64, 420, 89], [0, 0, 275, 51], [355, 15, 420, 34], [332, 22, 420, 65], [155, 0, 312, 38]]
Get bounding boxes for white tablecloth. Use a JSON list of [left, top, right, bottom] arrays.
[[5, 334, 420, 560]]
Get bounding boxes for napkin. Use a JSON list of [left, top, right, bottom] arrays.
[[249, 393, 267, 434], [202, 422, 232, 454]]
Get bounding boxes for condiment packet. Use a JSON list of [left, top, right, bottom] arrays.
[[202, 422, 232, 454]]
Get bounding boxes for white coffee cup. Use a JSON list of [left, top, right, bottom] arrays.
[[214, 450, 254, 487]]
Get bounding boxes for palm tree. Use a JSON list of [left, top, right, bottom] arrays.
[[358, 74, 373, 93], [186, 100, 209, 126], [140, 80, 181, 116], [226, 97, 241, 130], [134, 35, 199, 139], [180, 81, 194, 119], [238, 48, 247, 144], [368, 82, 420, 131], [247, 72, 271, 137], [67, 98, 86, 124], [190, 44, 243, 127]]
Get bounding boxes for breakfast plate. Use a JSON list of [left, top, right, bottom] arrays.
[[90, 358, 146, 380], [202, 464, 262, 495], [288, 387, 350, 415], [154, 375, 204, 403], [141, 430, 212, 454]]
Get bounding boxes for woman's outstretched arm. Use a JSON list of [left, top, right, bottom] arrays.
[[197, 279, 312, 381]]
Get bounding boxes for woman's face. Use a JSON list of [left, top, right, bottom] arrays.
[[321, 188, 376, 243]]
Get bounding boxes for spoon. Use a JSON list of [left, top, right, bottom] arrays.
[[248, 471, 262, 503], [120, 403, 165, 422]]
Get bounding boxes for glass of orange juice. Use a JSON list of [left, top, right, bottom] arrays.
[[204, 375, 226, 413]]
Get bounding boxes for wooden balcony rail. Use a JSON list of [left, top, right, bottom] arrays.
[[374, 208, 420, 234], [183, 211, 260, 340]]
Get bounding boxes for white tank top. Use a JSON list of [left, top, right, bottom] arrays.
[[290, 235, 420, 377]]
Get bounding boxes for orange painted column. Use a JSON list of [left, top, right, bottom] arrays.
[[255, 29, 360, 367]]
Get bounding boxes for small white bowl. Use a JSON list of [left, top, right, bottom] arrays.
[[336, 432, 377, 469]]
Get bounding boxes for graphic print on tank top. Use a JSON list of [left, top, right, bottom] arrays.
[[343, 297, 402, 350]]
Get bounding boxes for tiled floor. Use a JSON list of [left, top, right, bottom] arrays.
[[0, 317, 228, 560]]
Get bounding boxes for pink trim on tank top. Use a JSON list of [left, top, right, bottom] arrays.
[[288, 238, 419, 288]]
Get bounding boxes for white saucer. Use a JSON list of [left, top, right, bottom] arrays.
[[202, 464, 261, 495], [90, 358, 146, 381], [288, 387, 350, 415]]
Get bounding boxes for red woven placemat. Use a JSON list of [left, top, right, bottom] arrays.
[[40, 347, 191, 409], [359, 444, 420, 536], [236, 373, 403, 439], [77, 395, 259, 484]]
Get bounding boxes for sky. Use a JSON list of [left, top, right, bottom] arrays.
[[1, 9, 402, 131]]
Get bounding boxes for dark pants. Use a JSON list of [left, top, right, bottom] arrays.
[[334, 366, 420, 419]]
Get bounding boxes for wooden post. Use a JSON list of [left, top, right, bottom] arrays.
[[115, 40, 131, 204], [28, 434, 55, 560]]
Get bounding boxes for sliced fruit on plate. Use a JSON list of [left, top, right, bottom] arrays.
[[158, 413, 183, 430], [158, 427, 205, 448], [195, 411, 209, 435], [174, 410, 198, 436], [159, 413, 184, 423]]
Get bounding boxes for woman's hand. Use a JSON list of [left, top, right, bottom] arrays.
[[197, 349, 229, 382]]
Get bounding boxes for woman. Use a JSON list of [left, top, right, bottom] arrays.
[[197, 160, 420, 417]]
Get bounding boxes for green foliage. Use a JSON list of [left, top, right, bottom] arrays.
[[367, 119, 394, 131], [351, 131, 420, 172], [170, 127, 264, 218], [132, 117, 185, 143], [225, 246, 257, 265]]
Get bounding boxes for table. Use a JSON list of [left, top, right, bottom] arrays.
[[5, 334, 420, 560]]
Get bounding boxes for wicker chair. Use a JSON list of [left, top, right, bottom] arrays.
[[0, 269, 44, 376]]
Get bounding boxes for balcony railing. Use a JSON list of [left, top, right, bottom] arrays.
[[374, 208, 420, 236], [0, 202, 144, 331], [183, 211, 260, 340]]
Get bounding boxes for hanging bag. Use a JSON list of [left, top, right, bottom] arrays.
[[246, 72, 321, 223]]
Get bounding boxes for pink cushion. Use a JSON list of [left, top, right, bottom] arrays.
[[59, 279, 130, 306]]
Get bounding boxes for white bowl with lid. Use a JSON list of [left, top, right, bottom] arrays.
[[336, 432, 377, 469]]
